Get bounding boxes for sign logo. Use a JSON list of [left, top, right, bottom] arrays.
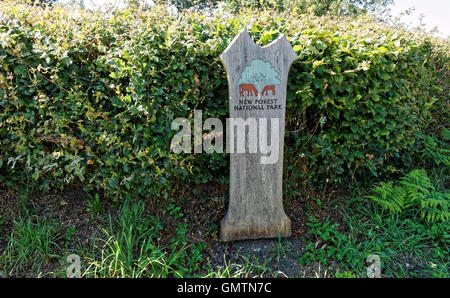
[[237, 59, 280, 97]]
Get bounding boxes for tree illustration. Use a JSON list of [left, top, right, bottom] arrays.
[[237, 59, 281, 93]]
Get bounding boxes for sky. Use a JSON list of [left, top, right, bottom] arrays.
[[60, 0, 450, 38], [389, 0, 450, 37]]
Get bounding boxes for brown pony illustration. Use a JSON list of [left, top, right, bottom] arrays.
[[239, 84, 258, 97], [261, 85, 276, 96]]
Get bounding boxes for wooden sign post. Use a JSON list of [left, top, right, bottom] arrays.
[[220, 29, 297, 241]]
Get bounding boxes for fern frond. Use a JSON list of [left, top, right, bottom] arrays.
[[442, 127, 450, 141], [367, 169, 449, 223], [367, 181, 404, 213], [399, 169, 433, 207], [420, 192, 450, 223], [420, 134, 450, 166]]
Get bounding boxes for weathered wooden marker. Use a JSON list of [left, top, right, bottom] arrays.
[[220, 29, 297, 241]]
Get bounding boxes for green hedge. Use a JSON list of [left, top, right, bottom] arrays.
[[0, 2, 448, 200]]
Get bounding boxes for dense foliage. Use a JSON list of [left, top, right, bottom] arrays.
[[224, 0, 393, 16], [127, 0, 393, 16], [0, 2, 448, 200]]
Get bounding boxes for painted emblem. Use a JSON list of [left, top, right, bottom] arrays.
[[237, 59, 281, 97]]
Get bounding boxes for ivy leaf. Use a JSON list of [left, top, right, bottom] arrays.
[[14, 65, 27, 77], [109, 177, 119, 188]]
